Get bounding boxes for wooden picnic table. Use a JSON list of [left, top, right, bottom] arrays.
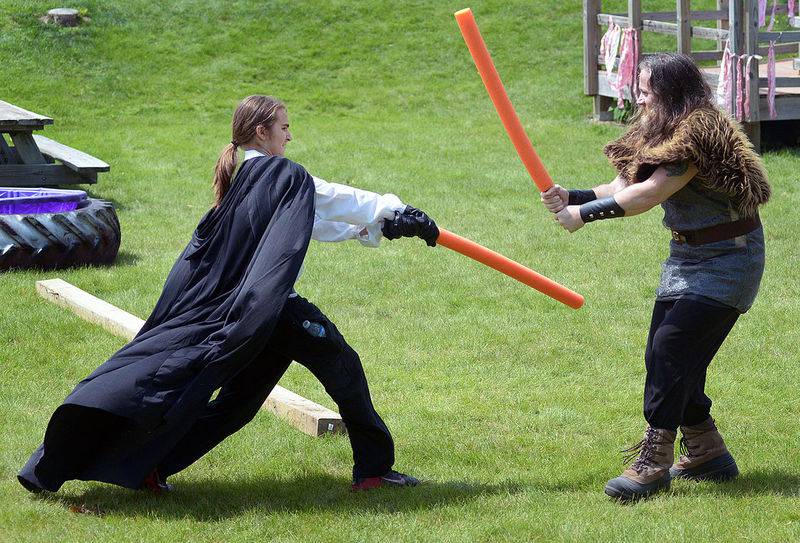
[[0, 99, 109, 187]]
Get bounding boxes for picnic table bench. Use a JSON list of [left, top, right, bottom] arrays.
[[0, 99, 109, 187]]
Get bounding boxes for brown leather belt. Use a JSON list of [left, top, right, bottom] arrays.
[[671, 214, 761, 246]]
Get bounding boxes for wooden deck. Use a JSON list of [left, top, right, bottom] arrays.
[[703, 58, 800, 96]]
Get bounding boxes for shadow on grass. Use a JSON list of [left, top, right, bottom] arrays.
[[519, 468, 800, 501], [37, 474, 522, 519], [113, 250, 139, 267], [670, 468, 800, 498]]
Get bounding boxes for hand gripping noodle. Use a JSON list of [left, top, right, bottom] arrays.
[[454, 8, 554, 192], [436, 228, 584, 309]]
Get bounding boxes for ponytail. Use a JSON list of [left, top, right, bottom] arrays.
[[213, 95, 284, 207], [212, 142, 239, 208]]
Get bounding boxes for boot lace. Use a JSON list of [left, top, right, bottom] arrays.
[[621, 427, 658, 471], [678, 435, 699, 459]]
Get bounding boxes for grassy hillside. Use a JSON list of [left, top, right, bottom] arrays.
[[1, 1, 798, 541]]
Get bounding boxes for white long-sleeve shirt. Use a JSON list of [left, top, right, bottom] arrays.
[[243, 150, 404, 247], [242, 150, 405, 292]]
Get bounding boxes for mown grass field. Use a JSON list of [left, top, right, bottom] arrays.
[[1, 1, 799, 541]]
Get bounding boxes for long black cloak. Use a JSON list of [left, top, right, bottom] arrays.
[[20, 156, 315, 490]]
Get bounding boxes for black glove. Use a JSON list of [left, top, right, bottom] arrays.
[[381, 205, 439, 247]]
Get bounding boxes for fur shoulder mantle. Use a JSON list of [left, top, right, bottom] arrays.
[[603, 106, 770, 217]]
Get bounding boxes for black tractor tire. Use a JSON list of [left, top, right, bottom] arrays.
[[0, 198, 120, 271]]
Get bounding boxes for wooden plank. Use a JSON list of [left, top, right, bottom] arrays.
[[692, 50, 725, 60], [35, 278, 345, 437], [759, 42, 799, 56], [597, 70, 634, 100], [263, 388, 346, 436], [607, 9, 728, 21], [584, 0, 601, 96], [0, 123, 47, 132], [9, 132, 45, 163], [599, 16, 730, 40], [0, 164, 91, 186], [758, 77, 800, 87], [0, 135, 14, 164], [598, 13, 632, 26], [599, 50, 727, 67], [758, 31, 800, 44], [0, 100, 53, 126], [759, 93, 800, 119], [36, 279, 146, 340], [691, 9, 728, 20], [33, 135, 110, 173], [691, 25, 729, 40], [678, 0, 692, 54]]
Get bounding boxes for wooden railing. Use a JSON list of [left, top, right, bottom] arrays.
[[584, 0, 800, 136]]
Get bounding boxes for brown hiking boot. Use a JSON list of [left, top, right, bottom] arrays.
[[670, 417, 738, 481], [604, 426, 676, 501]]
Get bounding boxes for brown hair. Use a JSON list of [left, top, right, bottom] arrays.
[[212, 95, 285, 207], [634, 53, 714, 146]]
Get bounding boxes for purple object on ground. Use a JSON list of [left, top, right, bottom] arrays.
[[0, 187, 87, 214]]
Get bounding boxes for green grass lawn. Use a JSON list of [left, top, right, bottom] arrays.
[[2, 0, 799, 541]]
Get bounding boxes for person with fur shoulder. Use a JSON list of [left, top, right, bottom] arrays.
[[540, 54, 770, 502]]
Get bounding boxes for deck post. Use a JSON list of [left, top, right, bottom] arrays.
[[629, 0, 642, 30], [745, 0, 761, 150], [677, 0, 692, 54], [585, 0, 614, 119], [717, 0, 730, 52]]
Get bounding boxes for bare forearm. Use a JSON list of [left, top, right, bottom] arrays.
[[615, 162, 698, 216], [592, 176, 627, 198]]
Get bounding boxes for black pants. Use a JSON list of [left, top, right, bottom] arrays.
[[643, 298, 740, 431], [158, 295, 394, 480]]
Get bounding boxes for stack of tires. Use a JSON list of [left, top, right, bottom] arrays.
[[0, 188, 120, 271]]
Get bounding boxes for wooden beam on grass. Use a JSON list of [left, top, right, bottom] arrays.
[[35, 278, 346, 437]]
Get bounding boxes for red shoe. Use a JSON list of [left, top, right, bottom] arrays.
[[351, 470, 419, 491], [140, 469, 174, 494]]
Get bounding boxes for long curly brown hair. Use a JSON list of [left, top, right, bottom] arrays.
[[632, 53, 714, 146]]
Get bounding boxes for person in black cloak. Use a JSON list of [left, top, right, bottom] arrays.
[[18, 95, 439, 494]]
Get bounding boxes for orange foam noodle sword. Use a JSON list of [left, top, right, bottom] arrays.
[[436, 228, 584, 309], [455, 7, 554, 192]]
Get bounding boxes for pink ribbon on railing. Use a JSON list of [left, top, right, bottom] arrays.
[[612, 27, 640, 107], [718, 38, 778, 121], [767, 0, 777, 31], [768, 41, 778, 119], [744, 55, 758, 117], [600, 23, 622, 81], [631, 28, 640, 98], [716, 40, 733, 111]]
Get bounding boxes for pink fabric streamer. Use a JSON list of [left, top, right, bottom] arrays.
[[612, 28, 640, 108], [790, 0, 796, 19], [717, 40, 733, 112], [600, 23, 622, 81], [758, 0, 767, 27], [768, 41, 778, 119], [631, 29, 640, 98], [736, 55, 746, 121], [767, 0, 777, 32], [744, 55, 757, 118]]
